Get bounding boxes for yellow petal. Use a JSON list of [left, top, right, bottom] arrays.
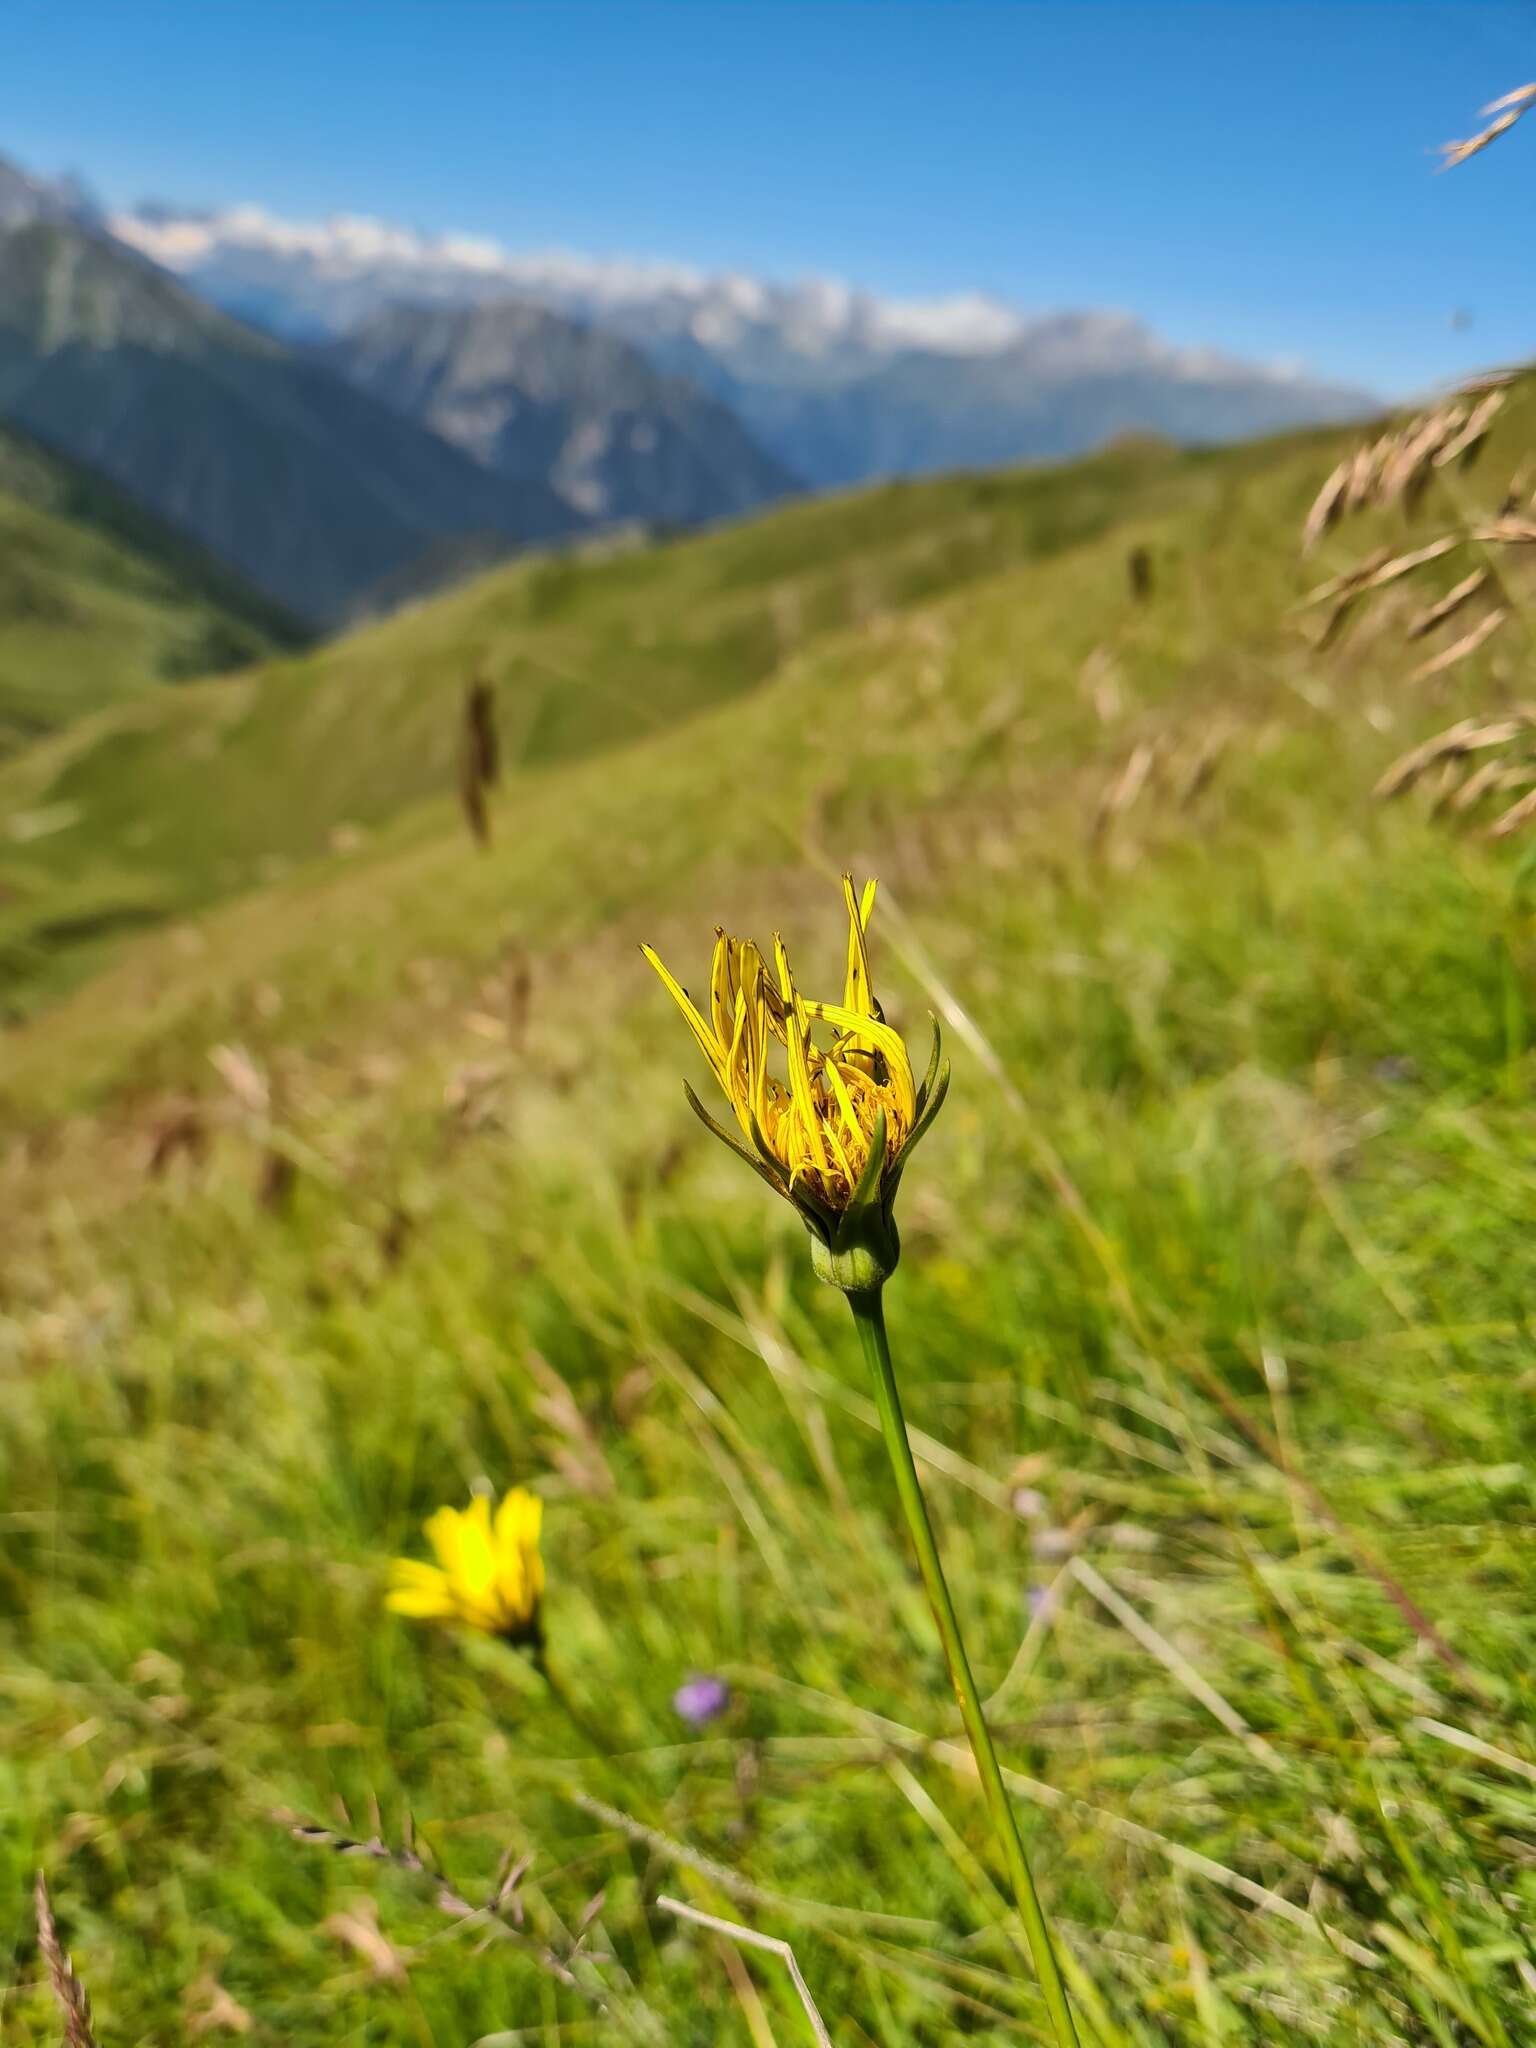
[[748, 974, 776, 1139], [494, 1486, 542, 1551], [459, 1496, 499, 1600], [390, 1557, 449, 1590], [822, 1051, 867, 1155], [423, 1505, 467, 1575], [774, 934, 829, 1173], [820, 1107, 858, 1190], [386, 1560, 457, 1619], [842, 874, 877, 1017], [642, 944, 728, 1085], [802, 1001, 916, 1124], [724, 988, 754, 1138], [707, 929, 733, 1046], [425, 1499, 498, 1603], [494, 1489, 544, 1625]]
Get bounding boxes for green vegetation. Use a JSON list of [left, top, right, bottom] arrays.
[[2, 396, 1533, 2044], [0, 418, 298, 756], [0, 433, 1211, 1018]]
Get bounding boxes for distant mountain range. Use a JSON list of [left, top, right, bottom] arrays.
[[320, 299, 794, 526], [0, 157, 796, 625], [0, 152, 1379, 645], [113, 198, 1380, 489], [0, 211, 584, 625]]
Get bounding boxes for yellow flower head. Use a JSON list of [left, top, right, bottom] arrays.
[[643, 876, 949, 1291], [386, 1489, 545, 1647]]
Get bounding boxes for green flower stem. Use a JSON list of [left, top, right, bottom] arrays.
[[534, 1646, 613, 1758], [848, 1287, 1080, 2048]]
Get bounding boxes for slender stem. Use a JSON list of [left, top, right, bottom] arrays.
[[534, 1646, 613, 1758], [848, 1287, 1081, 2048]]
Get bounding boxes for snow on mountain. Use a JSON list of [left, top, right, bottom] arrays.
[[108, 199, 1376, 491], [112, 202, 1038, 357]]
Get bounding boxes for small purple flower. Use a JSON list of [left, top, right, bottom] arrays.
[[673, 1674, 731, 1726]]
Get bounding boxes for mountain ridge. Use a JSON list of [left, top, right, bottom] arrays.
[[0, 213, 588, 624], [0, 154, 802, 604], [319, 298, 796, 526], [112, 196, 1379, 489]]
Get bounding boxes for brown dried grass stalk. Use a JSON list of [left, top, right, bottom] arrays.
[[1439, 84, 1536, 169], [1434, 389, 1505, 468], [1303, 536, 1461, 607], [1450, 757, 1536, 814], [458, 676, 500, 848], [1407, 607, 1507, 684], [1374, 709, 1536, 836], [1380, 405, 1466, 506], [279, 1809, 609, 2004], [1374, 715, 1534, 800], [1489, 782, 1536, 837], [1091, 738, 1159, 840], [1300, 457, 1352, 554], [1296, 546, 1391, 611], [34, 1873, 98, 2048], [1406, 568, 1489, 640], [1300, 394, 1507, 555], [1303, 537, 1464, 647]]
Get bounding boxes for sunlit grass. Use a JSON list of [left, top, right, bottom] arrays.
[[3, 403, 1534, 2041]]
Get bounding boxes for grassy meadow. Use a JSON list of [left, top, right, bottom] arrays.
[[0, 421, 297, 763], [2, 392, 1534, 2043], [0, 434, 1202, 1021]]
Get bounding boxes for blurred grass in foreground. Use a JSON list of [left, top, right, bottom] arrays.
[[2, 398, 1534, 2042]]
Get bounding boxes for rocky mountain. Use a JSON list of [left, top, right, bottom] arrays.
[[320, 299, 795, 527], [0, 155, 98, 230], [688, 314, 1376, 487], [113, 200, 1378, 488], [0, 208, 586, 626]]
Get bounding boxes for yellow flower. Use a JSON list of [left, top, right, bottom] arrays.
[[386, 1489, 545, 1646], [643, 876, 949, 1291]]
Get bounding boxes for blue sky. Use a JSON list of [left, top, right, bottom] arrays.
[[7, 0, 1536, 394]]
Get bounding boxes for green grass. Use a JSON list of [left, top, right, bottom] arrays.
[[0, 420, 298, 760], [0, 432, 1254, 1017], [2, 397, 1534, 2044]]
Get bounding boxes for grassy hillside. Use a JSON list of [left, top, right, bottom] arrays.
[[0, 419, 298, 755], [0, 433, 1219, 1015], [3, 399, 1534, 2046]]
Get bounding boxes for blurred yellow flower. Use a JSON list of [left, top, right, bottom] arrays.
[[644, 875, 949, 1290], [387, 1489, 544, 1646]]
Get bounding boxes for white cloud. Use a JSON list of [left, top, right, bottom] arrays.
[[105, 199, 1342, 394], [108, 201, 1030, 355]]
